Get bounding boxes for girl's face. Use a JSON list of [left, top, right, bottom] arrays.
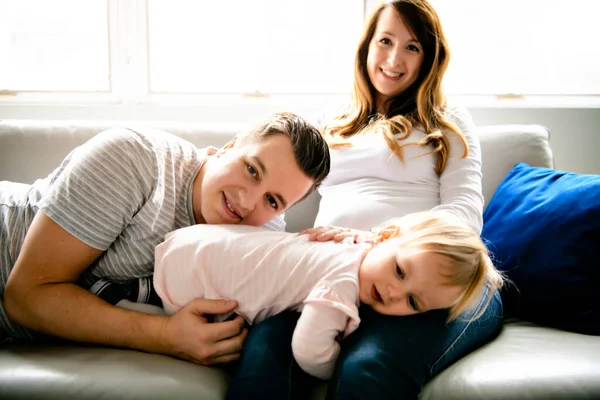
[[358, 238, 464, 316], [366, 7, 425, 112]]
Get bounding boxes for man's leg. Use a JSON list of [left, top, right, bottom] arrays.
[[226, 311, 318, 400], [327, 290, 503, 400]]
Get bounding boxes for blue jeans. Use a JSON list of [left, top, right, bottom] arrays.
[[226, 289, 503, 400]]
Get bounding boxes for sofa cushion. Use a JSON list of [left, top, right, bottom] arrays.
[[0, 343, 230, 399], [0, 119, 236, 184], [476, 124, 553, 208], [481, 162, 600, 334], [420, 320, 600, 400], [283, 124, 555, 233]]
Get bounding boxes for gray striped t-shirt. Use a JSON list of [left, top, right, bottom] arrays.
[[0, 127, 206, 340]]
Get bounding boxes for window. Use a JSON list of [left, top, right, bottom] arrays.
[[0, 0, 109, 92], [148, 0, 363, 95], [429, 0, 600, 96], [1, 0, 599, 106]]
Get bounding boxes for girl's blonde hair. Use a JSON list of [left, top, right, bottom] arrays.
[[324, 0, 467, 176], [371, 211, 504, 322]]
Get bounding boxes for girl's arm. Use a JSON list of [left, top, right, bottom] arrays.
[[291, 302, 350, 380]]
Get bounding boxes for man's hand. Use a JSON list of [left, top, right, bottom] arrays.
[[159, 298, 248, 365], [299, 226, 375, 244]]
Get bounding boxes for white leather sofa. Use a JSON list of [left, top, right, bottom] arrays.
[[1, 119, 599, 399]]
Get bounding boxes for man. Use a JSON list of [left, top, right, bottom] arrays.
[[1, 112, 330, 366]]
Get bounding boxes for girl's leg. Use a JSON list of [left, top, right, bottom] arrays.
[[327, 290, 503, 400], [226, 311, 318, 400]]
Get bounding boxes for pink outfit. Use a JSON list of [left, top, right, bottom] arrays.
[[153, 224, 368, 379]]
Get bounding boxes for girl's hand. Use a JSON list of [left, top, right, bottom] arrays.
[[299, 226, 374, 243]]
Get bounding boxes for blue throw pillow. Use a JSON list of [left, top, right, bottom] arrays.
[[482, 162, 600, 335]]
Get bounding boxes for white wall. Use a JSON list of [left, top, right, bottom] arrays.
[[0, 103, 598, 174]]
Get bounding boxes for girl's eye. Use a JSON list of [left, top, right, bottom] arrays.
[[379, 37, 392, 45], [407, 44, 420, 53], [409, 296, 418, 311], [247, 163, 258, 179], [266, 194, 278, 210], [396, 264, 404, 279]]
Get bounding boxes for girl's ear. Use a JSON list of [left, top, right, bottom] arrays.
[[371, 225, 402, 243]]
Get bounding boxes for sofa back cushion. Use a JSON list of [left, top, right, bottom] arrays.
[[0, 120, 237, 184], [0, 120, 555, 232], [284, 124, 555, 232], [477, 124, 553, 207]]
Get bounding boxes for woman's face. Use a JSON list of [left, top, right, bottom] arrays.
[[366, 7, 425, 112]]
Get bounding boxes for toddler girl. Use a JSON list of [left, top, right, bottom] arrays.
[[152, 210, 503, 380]]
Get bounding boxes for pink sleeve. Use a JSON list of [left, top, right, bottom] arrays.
[[291, 284, 361, 380]]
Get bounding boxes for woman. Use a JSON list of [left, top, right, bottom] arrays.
[[227, 1, 502, 398]]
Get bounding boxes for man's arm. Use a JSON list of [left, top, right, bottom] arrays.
[[4, 211, 246, 364]]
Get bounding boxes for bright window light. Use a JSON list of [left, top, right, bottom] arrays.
[[0, 0, 109, 92], [430, 0, 600, 95], [147, 0, 364, 94]]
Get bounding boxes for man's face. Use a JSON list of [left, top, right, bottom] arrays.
[[194, 134, 314, 227]]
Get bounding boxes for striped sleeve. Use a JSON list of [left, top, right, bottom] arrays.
[[262, 214, 286, 232], [38, 128, 157, 250]]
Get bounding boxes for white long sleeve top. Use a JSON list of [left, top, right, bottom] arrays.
[[153, 224, 368, 379], [315, 106, 484, 233]]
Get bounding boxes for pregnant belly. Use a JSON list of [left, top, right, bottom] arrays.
[[314, 196, 439, 230]]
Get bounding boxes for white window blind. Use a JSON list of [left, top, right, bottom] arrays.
[[0, 0, 109, 92]]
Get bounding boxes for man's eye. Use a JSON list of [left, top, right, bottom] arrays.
[[266, 194, 278, 210], [247, 164, 258, 178], [396, 264, 404, 279]]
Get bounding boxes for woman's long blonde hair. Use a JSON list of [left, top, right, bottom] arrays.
[[371, 211, 504, 322], [324, 0, 467, 175]]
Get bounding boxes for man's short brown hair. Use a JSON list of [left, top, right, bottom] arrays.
[[238, 112, 330, 195]]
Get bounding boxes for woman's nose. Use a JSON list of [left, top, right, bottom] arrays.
[[387, 48, 401, 67]]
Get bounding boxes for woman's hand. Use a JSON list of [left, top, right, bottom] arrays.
[[159, 298, 248, 365], [299, 226, 374, 244]]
